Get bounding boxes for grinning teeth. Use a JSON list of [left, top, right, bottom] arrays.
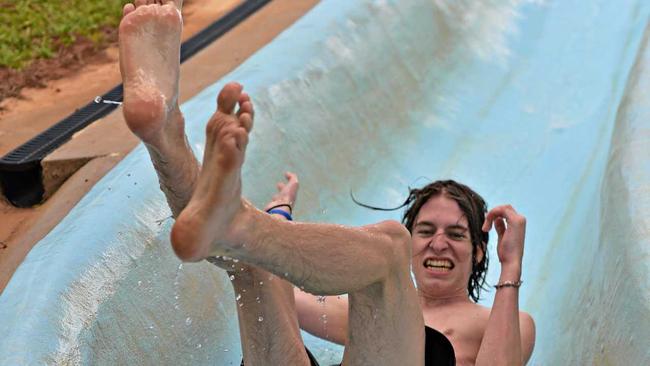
[[425, 259, 453, 269]]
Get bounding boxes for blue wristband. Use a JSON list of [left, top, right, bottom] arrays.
[[267, 208, 293, 221]]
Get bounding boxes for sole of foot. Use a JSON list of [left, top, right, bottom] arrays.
[[119, 1, 184, 145]]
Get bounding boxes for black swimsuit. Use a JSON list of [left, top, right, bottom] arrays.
[[242, 326, 456, 365], [424, 326, 456, 365]]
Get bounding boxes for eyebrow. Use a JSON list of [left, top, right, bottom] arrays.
[[414, 221, 469, 231]]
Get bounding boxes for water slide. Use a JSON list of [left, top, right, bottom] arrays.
[[1, 0, 649, 364]]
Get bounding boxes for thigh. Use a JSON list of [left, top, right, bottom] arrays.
[[342, 270, 425, 366], [227, 264, 312, 366]]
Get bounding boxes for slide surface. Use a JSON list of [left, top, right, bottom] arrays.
[[1, 1, 649, 364]]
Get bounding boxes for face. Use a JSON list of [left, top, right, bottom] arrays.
[[411, 195, 481, 300]]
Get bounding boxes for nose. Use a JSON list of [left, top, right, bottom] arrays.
[[429, 231, 449, 252]]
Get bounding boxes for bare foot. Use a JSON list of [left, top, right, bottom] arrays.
[[208, 172, 299, 270], [119, 0, 184, 145], [171, 83, 254, 261]]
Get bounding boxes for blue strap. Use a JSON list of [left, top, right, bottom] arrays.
[[267, 208, 293, 221]]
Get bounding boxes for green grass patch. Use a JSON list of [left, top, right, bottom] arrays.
[[0, 0, 130, 70]]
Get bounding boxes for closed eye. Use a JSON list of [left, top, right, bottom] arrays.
[[447, 231, 467, 240]]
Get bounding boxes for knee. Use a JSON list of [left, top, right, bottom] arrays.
[[374, 220, 412, 274]]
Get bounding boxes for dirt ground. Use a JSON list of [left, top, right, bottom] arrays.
[[0, 0, 319, 293]]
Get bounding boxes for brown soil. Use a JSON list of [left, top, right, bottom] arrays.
[[0, 0, 319, 294], [0, 27, 116, 106]]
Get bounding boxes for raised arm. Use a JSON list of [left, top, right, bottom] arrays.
[[476, 205, 536, 366], [294, 290, 349, 345]]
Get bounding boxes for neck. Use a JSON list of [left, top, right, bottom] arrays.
[[417, 290, 472, 309]]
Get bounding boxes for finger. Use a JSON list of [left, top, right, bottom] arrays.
[[285, 171, 298, 183], [495, 217, 506, 237], [482, 215, 493, 232], [484, 205, 514, 224]]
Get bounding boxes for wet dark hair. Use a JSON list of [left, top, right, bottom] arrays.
[[352, 180, 489, 302]]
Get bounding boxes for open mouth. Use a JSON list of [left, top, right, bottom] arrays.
[[424, 258, 454, 272]]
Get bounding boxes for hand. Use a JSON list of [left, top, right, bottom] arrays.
[[482, 205, 526, 269], [264, 171, 299, 214]]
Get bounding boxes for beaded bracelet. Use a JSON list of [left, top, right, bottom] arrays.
[[494, 280, 523, 289]]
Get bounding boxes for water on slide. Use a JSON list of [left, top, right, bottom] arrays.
[[1, 0, 649, 364]]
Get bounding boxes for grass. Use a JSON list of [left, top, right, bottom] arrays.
[[0, 0, 130, 70]]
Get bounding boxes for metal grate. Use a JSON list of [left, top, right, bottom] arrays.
[[0, 0, 271, 206]]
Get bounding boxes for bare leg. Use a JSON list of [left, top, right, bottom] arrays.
[[210, 174, 311, 365], [217, 263, 310, 366], [171, 86, 425, 365], [120, 4, 313, 363], [119, 0, 198, 216]]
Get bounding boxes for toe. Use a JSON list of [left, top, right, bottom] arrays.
[[217, 82, 243, 115], [238, 92, 250, 105], [239, 112, 253, 132], [123, 3, 135, 16], [237, 100, 253, 118], [234, 128, 249, 151], [134, 0, 147, 7]]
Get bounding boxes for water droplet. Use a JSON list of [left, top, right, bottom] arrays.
[[196, 343, 202, 349], [178, 263, 183, 270], [233, 259, 239, 263], [137, 280, 142, 286], [284, 272, 289, 277], [258, 316, 264, 322], [185, 317, 192, 325], [240, 267, 245, 271], [236, 294, 242, 301], [239, 303, 244, 307], [229, 275, 235, 281], [224, 348, 229, 352], [255, 296, 261, 303], [259, 281, 264, 286]]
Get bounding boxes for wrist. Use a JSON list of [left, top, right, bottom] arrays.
[[499, 264, 521, 281], [265, 202, 293, 221]]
